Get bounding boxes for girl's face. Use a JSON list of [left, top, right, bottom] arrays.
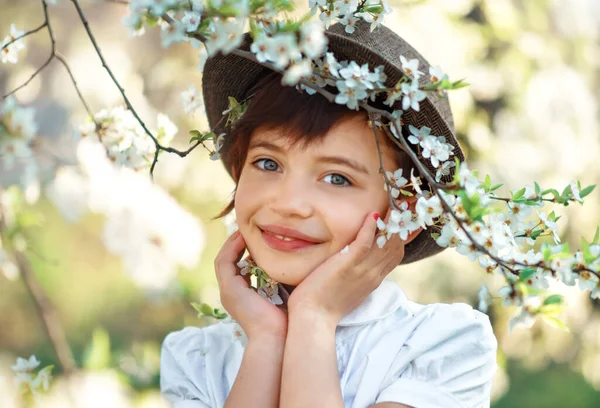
[[234, 114, 400, 287]]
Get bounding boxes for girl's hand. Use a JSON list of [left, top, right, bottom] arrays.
[[286, 208, 420, 328], [215, 230, 288, 340]]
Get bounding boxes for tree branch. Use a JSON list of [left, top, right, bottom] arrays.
[[3, 0, 55, 99], [0, 193, 76, 377]]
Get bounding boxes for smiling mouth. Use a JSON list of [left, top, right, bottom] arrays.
[[259, 228, 321, 251]]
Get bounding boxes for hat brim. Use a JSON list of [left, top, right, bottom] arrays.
[[202, 22, 465, 264]]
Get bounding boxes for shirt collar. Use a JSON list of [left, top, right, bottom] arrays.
[[337, 278, 408, 327]]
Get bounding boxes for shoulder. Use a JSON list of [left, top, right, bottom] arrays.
[[374, 302, 497, 408], [402, 301, 497, 353], [160, 321, 244, 404]]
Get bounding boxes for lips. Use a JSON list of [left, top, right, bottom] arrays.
[[259, 224, 323, 252], [259, 224, 323, 243]]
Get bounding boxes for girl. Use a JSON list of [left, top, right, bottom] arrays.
[[160, 20, 498, 408]]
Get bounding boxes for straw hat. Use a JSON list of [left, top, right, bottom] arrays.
[[202, 19, 465, 264]]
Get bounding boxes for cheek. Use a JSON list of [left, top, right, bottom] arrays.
[[324, 203, 367, 247]]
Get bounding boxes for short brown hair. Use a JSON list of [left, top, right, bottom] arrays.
[[215, 71, 413, 218]]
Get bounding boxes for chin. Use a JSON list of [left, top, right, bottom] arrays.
[[249, 253, 310, 286]]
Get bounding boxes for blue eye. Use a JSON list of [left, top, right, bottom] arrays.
[[253, 158, 279, 171], [324, 174, 352, 187]]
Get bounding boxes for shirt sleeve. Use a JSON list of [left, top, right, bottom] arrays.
[[375, 303, 498, 408], [160, 327, 213, 408]]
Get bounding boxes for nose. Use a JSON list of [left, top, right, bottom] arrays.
[[268, 172, 313, 219]]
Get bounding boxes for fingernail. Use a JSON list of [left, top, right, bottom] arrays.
[[373, 212, 380, 221]]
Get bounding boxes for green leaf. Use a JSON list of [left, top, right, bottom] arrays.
[[450, 78, 470, 89], [512, 187, 526, 200], [541, 315, 570, 332], [482, 175, 492, 192], [580, 184, 596, 198], [581, 238, 596, 264], [529, 229, 543, 240], [593, 226, 599, 245], [490, 183, 503, 192], [518, 267, 537, 282], [534, 181, 541, 195], [543, 294, 564, 306], [542, 188, 560, 199], [540, 303, 565, 315], [191, 302, 228, 320], [365, 4, 384, 13]]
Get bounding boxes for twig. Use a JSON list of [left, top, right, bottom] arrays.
[[3, 0, 55, 99], [0, 21, 47, 51], [55, 52, 95, 119]]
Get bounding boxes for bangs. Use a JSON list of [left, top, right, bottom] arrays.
[[238, 72, 360, 147]]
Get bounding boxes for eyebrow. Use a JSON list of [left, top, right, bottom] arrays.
[[248, 140, 371, 176]]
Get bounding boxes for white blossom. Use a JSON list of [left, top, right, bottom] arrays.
[[356, 11, 384, 32], [399, 55, 424, 80], [385, 168, 408, 198], [237, 259, 250, 275], [283, 59, 312, 86], [537, 211, 561, 244], [421, 135, 453, 168], [251, 33, 272, 63], [268, 33, 302, 69], [319, 9, 336, 29], [11, 355, 40, 373], [160, 19, 187, 47], [335, 80, 367, 110], [78, 106, 174, 172], [182, 10, 202, 32], [429, 65, 446, 84], [569, 180, 583, 203], [315, 52, 341, 83], [300, 21, 327, 59], [339, 14, 359, 34], [409, 168, 423, 195], [407, 125, 430, 145], [209, 133, 226, 161], [180, 84, 203, 115], [1, 24, 25, 64], [415, 195, 443, 227], [258, 283, 283, 305], [205, 18, 245, 56], [401, 80, 426, 112], [457, 162, 480, 196], [477, 284, 492, 313], [376, 217, 392, 248], [388, 203, 419, 241], [435, 160, 455, 182]]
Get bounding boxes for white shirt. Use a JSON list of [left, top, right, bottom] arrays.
[[160, 278, 498, 408]]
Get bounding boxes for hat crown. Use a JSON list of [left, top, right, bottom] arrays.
[[325, 19, 455, 133]]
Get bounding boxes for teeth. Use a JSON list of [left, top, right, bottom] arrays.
[[274, 234, 294, 242]]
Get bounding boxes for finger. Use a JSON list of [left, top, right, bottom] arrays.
[[215, 231, 246, 284], [347, 212, 379, 263]]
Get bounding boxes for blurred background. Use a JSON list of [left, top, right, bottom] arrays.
[[1, 0, 599, 406]]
